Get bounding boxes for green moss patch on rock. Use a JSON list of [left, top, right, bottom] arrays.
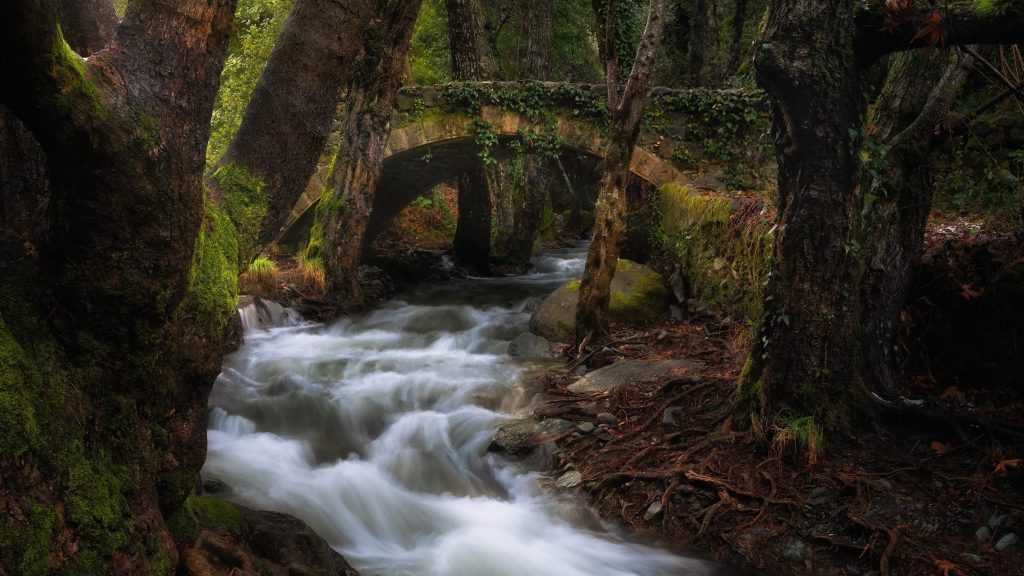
[[529, 259, 669, 342], [655, 182, 773, 331], [168, 495, 244, 542]]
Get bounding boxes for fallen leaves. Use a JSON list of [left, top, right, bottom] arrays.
[[930, 441, 953, 455], [994, 458, 1022, 475], [933, 558, 960, 576]]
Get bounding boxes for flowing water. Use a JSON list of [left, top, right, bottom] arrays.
[[203, 243, 724, 576]]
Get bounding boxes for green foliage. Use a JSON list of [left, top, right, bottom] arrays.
[[207, 0, 293, 165], [935, 142, 1023, 217], [771, 413, 824, 464], [246, 256, 278, 281], [652, 89, 771, 189], [0, 502, 55, 576], [410, 0, 451, 84]]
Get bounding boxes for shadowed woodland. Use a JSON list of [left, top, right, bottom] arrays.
[[1, 0, 1024, 575]]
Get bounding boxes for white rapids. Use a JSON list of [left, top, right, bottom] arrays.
[[202, 243, 725, 576]]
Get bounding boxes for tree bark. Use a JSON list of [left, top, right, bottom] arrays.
[[447, 0, 497, 274], [742, 1, 1021, 435], [688, 0, 709, 85], [743, 0, 862, 430], [858, 50, 971, 398], [318, 0, 424, 302], [215, 0, 377, 248], [0, 1, 235, 572], [58, 0, 118, 56], [575, 0, 669, 342], [525, 0, 554, 80], [727, 0, 748, 75]]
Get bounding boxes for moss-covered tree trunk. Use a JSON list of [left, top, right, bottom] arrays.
[[316, 0, 424, 303], [447, 0, 497, 275], [214, 0, 377, 248], [0, 1, 236, 573], [575, 0, 668, 343]]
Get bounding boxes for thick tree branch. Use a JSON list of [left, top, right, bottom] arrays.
[[58, 0, 118, 56], [857, 3, 1024, 61]]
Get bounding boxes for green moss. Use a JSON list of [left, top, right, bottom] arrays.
[[656, 183, 772, 331], [608, 268, 668, 320], [185, 197, 240, 335], [213, 163, 268, 265], [52, 25, 105, 118], [167, 495, 244, 541], [565, 280, 581, 292], [0, 318, 43, 460]]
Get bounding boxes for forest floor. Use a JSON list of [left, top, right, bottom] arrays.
[[533, 303, 1024, 576]]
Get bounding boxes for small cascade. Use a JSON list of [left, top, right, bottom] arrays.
[[206, 242, 723, 576], [236, 297, 304, 333]]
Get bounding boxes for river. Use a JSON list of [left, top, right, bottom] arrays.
[[202, 242, 724, 576]]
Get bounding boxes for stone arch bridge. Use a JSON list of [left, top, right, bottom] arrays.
[[275, 82, 768, 251]]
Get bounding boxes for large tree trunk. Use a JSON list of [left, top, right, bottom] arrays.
[[743, 1, 862, 431], [525, 0, 554, 80], [575, 0, 669, 342], [493, 157, 551, 272], [727, 0, 748, 75], [317, 0, 424, 302], [858, 51, 971, 397], [215, 0, 377, 248], [447, 0, 497, 274], [688, 0, 709, 85], [741, 1, 1019, 437], [0, 1, 235, 573]]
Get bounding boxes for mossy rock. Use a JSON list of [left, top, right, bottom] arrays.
[[529, 259, 669, 342]]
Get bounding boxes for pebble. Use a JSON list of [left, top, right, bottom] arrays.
[[995, 533, 1017, 552], [750, 525, 767, 536], [988, 514, 1007, 529], [807, 486, 829, 506], [596, 412, 617, 426], [643, 501, 663, 521], [976, 526, 992, 541], [576, 422, 596, 434], [962, 553, 983, 564]]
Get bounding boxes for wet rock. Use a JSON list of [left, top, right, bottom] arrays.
[[568, 359, 702, 394], [662, 407, 685, 426], [182, 503, 360, 576], [976, 526, 992, 541], [963, 553, 984, 564], [506, 332, 554, 359], [644, 501, 664, 521], [573, 365, 589, 377], [750, 525, 767, 536], [576, 422, 596, 434], [555, 471, 583, 488], [529, 260, 670, 341], [782, 539, 808, 563], [490, 418, 575, 454], [597, 412, 618, 426], [995, 533, 1017, 551], [808, 486, 830, 506]]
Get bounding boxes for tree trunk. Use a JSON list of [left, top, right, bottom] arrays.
[[446, 0, 497, 273], [493, 157, 550, 272], [0, 1, 236, 573], [575, 0, 669, 342], [445, 0, 497, 79], [688, 0, 709, 85], [742, 1, 862, 431], [451, 168, 495, 274], [525, 0, 554, 80], [318, 0, 424, 303], [58, 0, 118, 56], [215, 0, 377, 248], [858, 50, 971, 397], [727, 0, 748, 75]]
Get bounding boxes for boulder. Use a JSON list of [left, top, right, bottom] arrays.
[[529, 259, 669, 341], [506, 332, 554, 359], [568, 359, 702, 394], [180, 499, 359, 576]]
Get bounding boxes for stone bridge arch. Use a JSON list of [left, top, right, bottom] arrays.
[[275, 82, 768, 252]]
